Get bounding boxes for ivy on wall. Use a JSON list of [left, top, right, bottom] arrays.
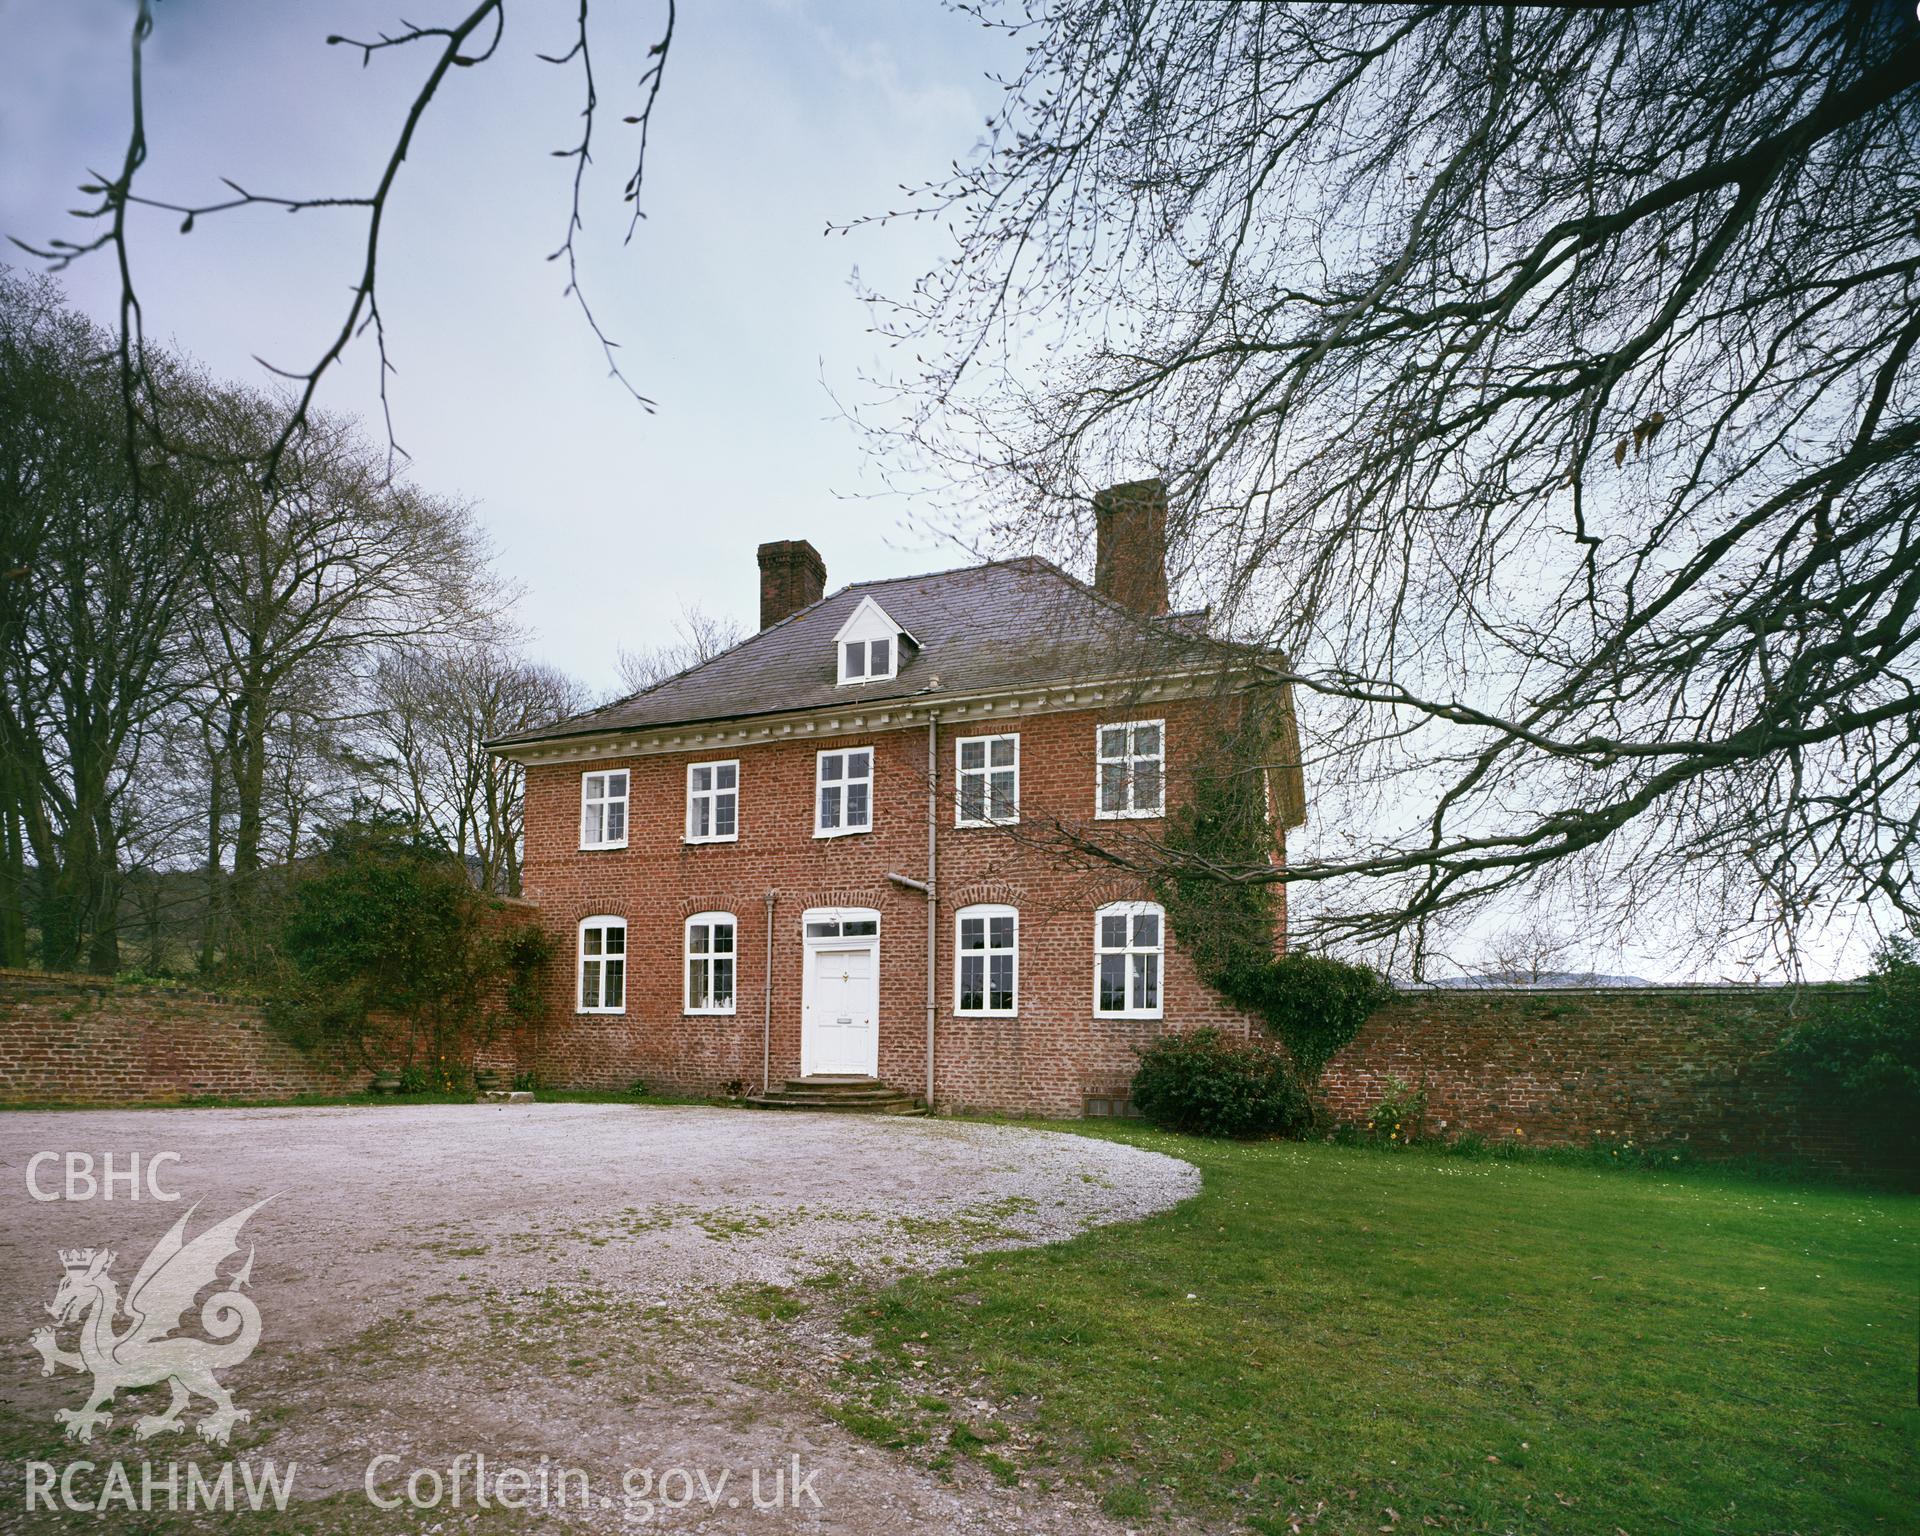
[[1149, 698, 1394, 1104]]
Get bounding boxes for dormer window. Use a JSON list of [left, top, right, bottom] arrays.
[[833, 596, 915, 686]]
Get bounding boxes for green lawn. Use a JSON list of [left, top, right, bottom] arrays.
[[847, 1126, 1918, 1534]]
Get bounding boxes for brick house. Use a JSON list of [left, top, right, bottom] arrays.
[[488, 481, 1305, 1116]]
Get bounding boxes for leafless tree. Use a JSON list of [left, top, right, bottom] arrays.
[[615, 603, 745, 695], [186, 388, 501, 962], [857, 1, 1920, 973], [1477, 919, 1582, 988], [359, 642, 586, 895], [9, 0, 677, 480]]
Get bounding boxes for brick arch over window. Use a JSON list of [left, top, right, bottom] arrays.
[[952, 880, 1026, 908], [1086, 877, 1158, 910], [796, 886, 890, 912], [677, 894, 761, 920]]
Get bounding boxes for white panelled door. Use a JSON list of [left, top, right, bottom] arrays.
[[806, 945, 877, 1076]]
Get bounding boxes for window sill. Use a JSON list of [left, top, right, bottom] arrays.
[[576, 1006, 627, 1016], [683, 834, 739, 846], [954, 1009, 1018, 1019], [579, 840, 629, 852], [955, 816, 1020, 830], [813, 825, 873, 839], [1094, 808, 1163, 822], [1094, 1009, 1164, 1021], [684, 1008, 737, 1017]]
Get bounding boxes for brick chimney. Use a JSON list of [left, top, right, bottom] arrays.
[[757, 540, 826, 629], [1093, 478, 1170, 616]]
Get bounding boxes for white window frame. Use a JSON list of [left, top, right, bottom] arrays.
[[577, 915, 627, 1014], [814, 746, 874, 837], [838, 635, 897, 686], [685, 759, 740, 844], [954, 904, 1019, 1016], [683, 911, 738, 1015], [1094, 901, 1164, 1019], [955, 733, 1020, 827], [579, 769, 630, 850], [1095, 719, 1166, 820]]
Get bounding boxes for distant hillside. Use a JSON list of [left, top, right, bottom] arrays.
[[1426, 972, 1656, 989]]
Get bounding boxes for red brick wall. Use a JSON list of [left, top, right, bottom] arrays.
[[0, 970, 362, 1104], [1319, 985, 1901, 1177], [517, 697, 1282, 1114]]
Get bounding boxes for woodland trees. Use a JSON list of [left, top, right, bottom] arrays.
[[0, 269, 574, 974]]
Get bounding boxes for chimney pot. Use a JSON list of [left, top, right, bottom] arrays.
[[1093, 478, 1170, 616], [756, 539, 826, 629]]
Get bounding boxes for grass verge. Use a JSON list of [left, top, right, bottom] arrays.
[[842, 1123, 1918, 1534]]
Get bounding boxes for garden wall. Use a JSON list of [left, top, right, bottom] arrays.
[[1319, 984, 1898, 1177], [0, 970, 363, 1104]]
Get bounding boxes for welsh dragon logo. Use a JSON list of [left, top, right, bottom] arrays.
[[29, 1198, 274, 1445]]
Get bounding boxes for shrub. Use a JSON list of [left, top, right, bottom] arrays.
[[1364, 1074, 1428, 1143], [1230, 952, 1398, 1088], [1130, 1028, 1310, 1139], [1779, 932, 1919, 1156], [272, 823, 548, 1078]]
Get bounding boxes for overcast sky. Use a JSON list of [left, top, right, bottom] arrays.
[[0, 0, 1015, 694]]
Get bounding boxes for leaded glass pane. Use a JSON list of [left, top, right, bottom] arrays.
[[1133, 759, 1163, 809], [960, 956, 984, 1012], [1132, 953, 1158, 1010], [989, 954, 1014, 1011]]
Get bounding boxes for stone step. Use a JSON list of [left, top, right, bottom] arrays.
[[773, 1086, 907, 1102], [744, 1083, 928, 1115]]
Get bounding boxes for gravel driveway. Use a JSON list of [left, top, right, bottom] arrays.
[[0, 1104, 1197, 1534]]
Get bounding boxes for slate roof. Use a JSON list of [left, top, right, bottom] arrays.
[[491, 556, 1254, 748]]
